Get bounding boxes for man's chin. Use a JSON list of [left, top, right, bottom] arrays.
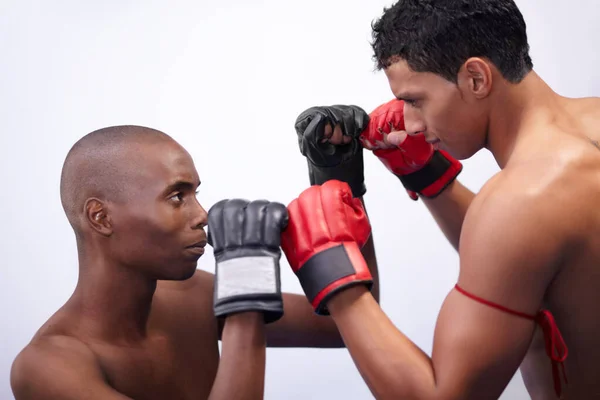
[[160, 264, 199, 281], [439, 143, 480, 161], [177, 265, 199, 281]]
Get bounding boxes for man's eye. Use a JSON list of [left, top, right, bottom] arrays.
[[170, 193, 184, 202]]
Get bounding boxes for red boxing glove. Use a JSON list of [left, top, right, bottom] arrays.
[[281, 180, 372, 315], [360, 99, 463, 200]]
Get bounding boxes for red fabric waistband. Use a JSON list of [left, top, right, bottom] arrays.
[[454, 284, 568, 398]]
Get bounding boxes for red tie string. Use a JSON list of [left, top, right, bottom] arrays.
[[454, 284, 568, 398]]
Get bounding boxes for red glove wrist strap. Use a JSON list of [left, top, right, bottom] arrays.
[[295, 242, 373, 315], [398, 151, 452, 192]]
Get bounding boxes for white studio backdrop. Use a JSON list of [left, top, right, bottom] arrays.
[[0, 1, 598, 399]]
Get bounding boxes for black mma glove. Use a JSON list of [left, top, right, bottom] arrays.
[[208, 199, 288, 324], [294, 105, 370, 197]]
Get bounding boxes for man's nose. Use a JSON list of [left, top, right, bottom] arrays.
[[403, 103, 427, 135], [191, 199, 208, 230]]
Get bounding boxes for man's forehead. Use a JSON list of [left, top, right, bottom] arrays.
[[125, 141, 199, 184], [385, 60, 424, 99], [156, 145, 199, 179]]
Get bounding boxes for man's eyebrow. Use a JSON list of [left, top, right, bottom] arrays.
[[163, 180, 200, 194], [395, 92, 418, 101]]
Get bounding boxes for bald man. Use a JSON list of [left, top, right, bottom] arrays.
[[9, 126, 380, 399]]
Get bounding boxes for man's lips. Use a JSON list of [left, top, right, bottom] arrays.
[[187, 239, 207, 248], [186, 239, 207, 256], [427, 138, 441, 148]]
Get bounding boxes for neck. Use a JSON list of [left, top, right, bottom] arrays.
[[70, 244, 157, 344], [485, 70, 562, 168]]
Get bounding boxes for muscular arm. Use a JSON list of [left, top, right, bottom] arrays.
[[420, 180, 475, 251], [263, 196, 380, 348], [11, 337, 132, 400], [208, 312, 266, 400], [326, 187, 564, 399]]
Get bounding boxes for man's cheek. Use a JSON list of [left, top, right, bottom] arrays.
[[151, 207, 186, 241], [143, 212, 177, 238]]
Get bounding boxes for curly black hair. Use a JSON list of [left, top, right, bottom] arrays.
[[371, 0, 533, 83]]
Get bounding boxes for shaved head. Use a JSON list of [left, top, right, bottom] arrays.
[[60, 124, 206, 279], [60, 125, 174, 234]]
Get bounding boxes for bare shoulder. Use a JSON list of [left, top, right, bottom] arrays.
[[453, 171, 568, 313], [562, 96, 600, 156], [460, 170, 569, 287], [481, 129, 598, 226], [567, 96, 600, 126], [465, 165, 578, 241], [11, 335, 108, 399], [12, 335, 98, 374]]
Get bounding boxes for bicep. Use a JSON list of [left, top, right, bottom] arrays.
[[431, 288, 536, 399], [431, 188, 563, 398], [11, 342, 131, 400], [265, 293, 344, 348]]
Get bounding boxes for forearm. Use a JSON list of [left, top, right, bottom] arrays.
[[209, 312, 266, 400], [328, 286, 437, 399], [265, 293, 345, 348], [421, 180, 475, 251], [359, 197, 380, 302]]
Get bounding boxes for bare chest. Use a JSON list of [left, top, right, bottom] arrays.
[[90, 333, 220, 400]]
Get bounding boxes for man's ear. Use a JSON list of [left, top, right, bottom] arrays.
[[457, 57, 492, 99], [84, 198, 112, 236]]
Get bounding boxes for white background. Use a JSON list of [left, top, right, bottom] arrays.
[[1, 0, 598, 399]]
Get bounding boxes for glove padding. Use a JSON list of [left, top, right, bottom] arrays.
[[294, 105, 370, 197], [208, 199, 288, 323], [281, 180, 372, 315], [361, 99, 463, 199]]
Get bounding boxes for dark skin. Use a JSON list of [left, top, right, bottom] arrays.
[[10, 129, 380, 400]]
